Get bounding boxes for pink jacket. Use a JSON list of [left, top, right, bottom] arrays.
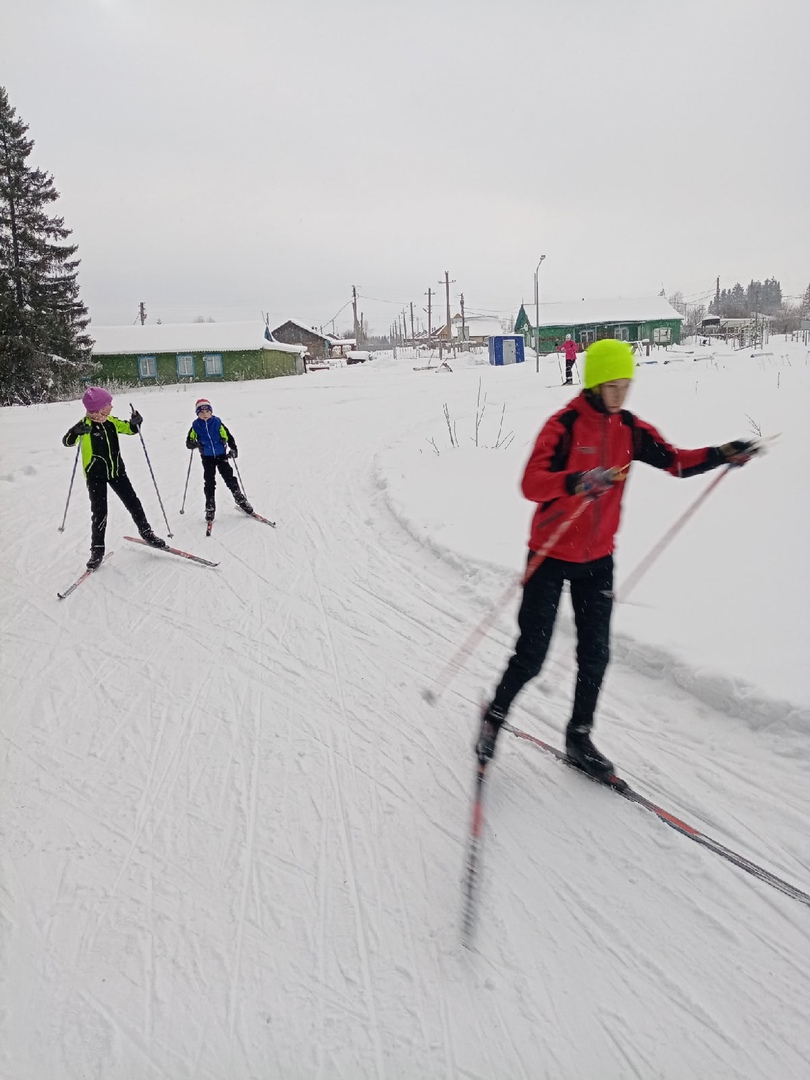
[[562, 339, 578, 361]]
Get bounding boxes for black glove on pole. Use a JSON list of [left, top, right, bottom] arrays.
[[58, 442, 81, 532], [130, 402, 173, 538], [179, 448, 194, 514]]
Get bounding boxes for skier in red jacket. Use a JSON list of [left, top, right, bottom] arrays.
[[560, 335, 578, 385], [475, 338, 759, 777]]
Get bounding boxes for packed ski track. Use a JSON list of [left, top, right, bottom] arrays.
[[2, 355, 810, 1079]]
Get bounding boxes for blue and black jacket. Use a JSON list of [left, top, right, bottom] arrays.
[[186, 415, 236, 458]]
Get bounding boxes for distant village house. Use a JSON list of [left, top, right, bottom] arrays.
[[515, 296, 684, 353], [91, 322, 307, 385]]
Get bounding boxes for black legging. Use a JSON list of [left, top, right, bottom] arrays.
[[202, 455, 241, 505], [492, 554, 614, 729], [87, 471, 150, 548]]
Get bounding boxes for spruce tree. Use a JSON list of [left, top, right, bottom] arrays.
[[0, 85, 93, 404]]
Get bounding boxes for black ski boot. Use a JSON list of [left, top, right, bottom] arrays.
[[86, 546, 105, 570], [205, 500, 216, 523], [139, 528, 168, 549], [235, 493, 254, 515], [475, 705, 506, 764], [565, 724, 614, 778]]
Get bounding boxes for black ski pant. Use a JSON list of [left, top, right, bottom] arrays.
[[87, 471, 150, 550], [565, 358, 575, 382], [491, 553, 614, 731], [202, 455, 241, 507]]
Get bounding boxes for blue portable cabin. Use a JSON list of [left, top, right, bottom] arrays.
[[488, 335, 525, 366]]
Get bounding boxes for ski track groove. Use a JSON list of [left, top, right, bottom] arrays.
[[226, 686, 261, 1065], [301, 518, 387, 1080]]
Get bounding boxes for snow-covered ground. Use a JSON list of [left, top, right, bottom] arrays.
[[2, 337, 809, 1078]]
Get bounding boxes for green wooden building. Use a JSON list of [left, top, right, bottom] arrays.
[[515, 296, 683, 354], [90, 322, 307, 385]]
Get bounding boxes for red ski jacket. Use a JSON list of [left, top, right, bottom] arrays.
[[561, 339, 578, 361], [522, 392, 723, 563]]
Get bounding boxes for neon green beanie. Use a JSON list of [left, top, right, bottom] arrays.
[[583, 339, 635, 389]]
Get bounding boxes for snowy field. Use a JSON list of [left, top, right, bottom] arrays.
[[1, 337, 809, 1079]]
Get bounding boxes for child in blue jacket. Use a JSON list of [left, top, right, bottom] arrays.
[[186, 398, 253, 521]]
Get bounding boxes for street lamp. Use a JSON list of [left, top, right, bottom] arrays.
[[534, 255, 546, 373]]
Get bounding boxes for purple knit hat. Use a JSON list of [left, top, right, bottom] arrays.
[[82, 386, 113, 412]]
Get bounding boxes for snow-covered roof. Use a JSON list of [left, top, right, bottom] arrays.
[[91, 322, 306, 356], [272, 318, 333, 342], [328, 336, 356, 347], [519, 296, 684, 328], [459, 317, 504, 338]]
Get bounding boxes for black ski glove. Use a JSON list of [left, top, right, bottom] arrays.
[[70, 419, 91, 437], [717, 439, 758, 467], [228, 446, 238, 459], [130, 409, 143, 432]]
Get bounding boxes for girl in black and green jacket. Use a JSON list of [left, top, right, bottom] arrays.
[[62, 386, 166, 569]]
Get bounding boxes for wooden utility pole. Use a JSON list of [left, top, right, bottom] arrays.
[[139, 302, 147, 325], [715, 276, 721, 313], [351, 285, 360, 343], [409, 301, 415, 344], [440, 271, 455, 353], [425, 287, 433, 339], [460, 293, 467, 343]]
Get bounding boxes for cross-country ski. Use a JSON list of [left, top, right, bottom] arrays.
[[245, 510, 276, 527], [123, 536, 219, 567], [502, 722, 810, 910], [56, 552, 113, 599]]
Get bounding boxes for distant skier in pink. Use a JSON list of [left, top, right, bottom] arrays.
[[560, 335, 578, 385]]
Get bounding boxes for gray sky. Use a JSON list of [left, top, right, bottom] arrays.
[[4, 0, 808, 335]]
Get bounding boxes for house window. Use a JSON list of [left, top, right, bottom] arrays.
[[653, 326, 672, 344], [579, 328, 596, 346], [177, 354, 195, 378], [613, 326, 630, 341], [203, 353, 223, 376], [138, 355, 157, 379]]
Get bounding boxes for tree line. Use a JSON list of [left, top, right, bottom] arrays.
[[0, 86, 94, 405], [669, 278, 809, 336]]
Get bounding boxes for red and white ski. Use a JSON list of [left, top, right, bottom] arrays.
[[246, 511, 276, 528], [123, 536, 219, 567], [503, 722, 810, 909], [57, 552, 114, 599]]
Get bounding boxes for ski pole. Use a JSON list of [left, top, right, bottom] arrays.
[[58, 442, 81, 532], [130, 402, 173, 538], [616, 467, 730, 604], [422, 496, 591, 706], [179, 449, 194, 514], [231, 456, 249, 502]]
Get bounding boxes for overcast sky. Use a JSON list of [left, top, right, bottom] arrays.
[[3, 0, 808, 335]]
